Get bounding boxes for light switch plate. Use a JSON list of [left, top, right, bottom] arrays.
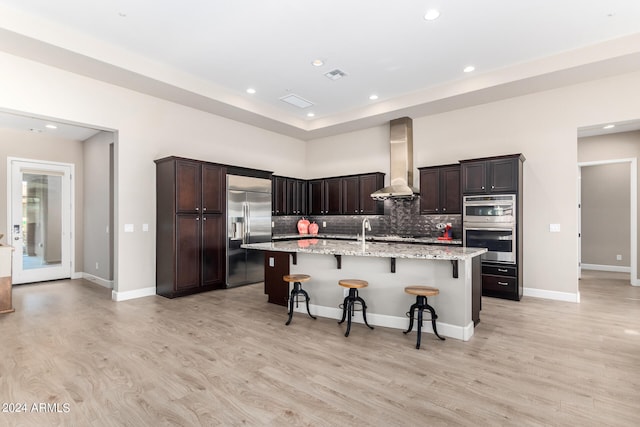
[[142, 223, 149, 232], [124, 224, 134, 232], [549, 224, 561, 232]]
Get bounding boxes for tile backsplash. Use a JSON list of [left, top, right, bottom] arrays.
[[272, 198, 461, 239]]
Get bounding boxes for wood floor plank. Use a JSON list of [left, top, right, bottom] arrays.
[[0, 270, 639, 426]]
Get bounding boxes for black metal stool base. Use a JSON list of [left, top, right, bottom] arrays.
[[338, 288, 374, 337], [286, 281, 317, 325], [403, 295, 445, 349]]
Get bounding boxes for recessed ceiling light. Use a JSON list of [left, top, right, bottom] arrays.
[[246, 88, 256, 94], [603, 124, 615, 129], [307, 112, 315, 118], [45, 124, 57, 129], [424, 9, 440, 21], [369, 94, 379, 100], [463, 66, 475, 73], [312, 59, 324, 67]]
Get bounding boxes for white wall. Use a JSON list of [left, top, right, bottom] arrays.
[[0, 51, 306, 296], [308, 71, 640, 299]]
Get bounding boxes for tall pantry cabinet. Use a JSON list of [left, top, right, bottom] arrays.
[[155, 157, 226, 298]]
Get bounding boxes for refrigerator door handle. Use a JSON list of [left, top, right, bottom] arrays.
[[246, 202, 251, 240], [242, 202, 248, 244]]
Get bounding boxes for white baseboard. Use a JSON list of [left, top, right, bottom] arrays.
[[296, 304, 474, 341], [523, 287, 580, 303], [80, 272, 114, 289], [111, 286, 156, 301], [581, 263, 631, 273]]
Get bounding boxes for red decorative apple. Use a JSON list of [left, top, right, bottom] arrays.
[[308, 222, 319, 235], [297, 218, 310, 234]]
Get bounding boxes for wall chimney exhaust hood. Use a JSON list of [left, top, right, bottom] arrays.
[[371, 117, 419, 200]]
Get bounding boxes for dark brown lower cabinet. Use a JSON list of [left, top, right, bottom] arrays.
[[481, 262, 522, 301], [264, 251, 290, 306]]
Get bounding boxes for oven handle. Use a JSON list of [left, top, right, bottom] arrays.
[[464, 226, 515, 232]]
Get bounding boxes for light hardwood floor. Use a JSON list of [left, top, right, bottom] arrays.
[[1, 272, 639, 426]]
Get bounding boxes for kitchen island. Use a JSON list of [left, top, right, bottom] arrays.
[[242, 239, 486, 341]]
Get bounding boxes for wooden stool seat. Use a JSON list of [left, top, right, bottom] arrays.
[[284, 274, 311, 283], [283, 274, 315, 325], [404, 285, 439, 297], [338, 279, 369, 289], [403, 285, 445, 349]]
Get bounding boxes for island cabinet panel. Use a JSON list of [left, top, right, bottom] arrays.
[[156, 156, 227, 298], [264, 251, 290, 306], [419, 164, 460, 214], [461, 154, 523, 195]]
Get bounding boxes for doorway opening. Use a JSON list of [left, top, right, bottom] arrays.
[[578, 158, 638, 287]]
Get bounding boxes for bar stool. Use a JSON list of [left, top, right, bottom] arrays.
[[338, 279, 374, 337], [403, 285, 446, 349], [283, 274, 316, 325]]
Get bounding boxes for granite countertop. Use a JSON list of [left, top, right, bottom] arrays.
[[243, 239, 486, 261], [272, 233, 462, 245]]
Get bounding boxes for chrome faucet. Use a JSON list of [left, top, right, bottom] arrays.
[[361, 218, 371, 248]]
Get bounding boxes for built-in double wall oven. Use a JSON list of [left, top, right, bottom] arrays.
[[463, 194, 516, 264]]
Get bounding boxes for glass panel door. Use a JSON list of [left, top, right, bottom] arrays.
[[10, 159, 72, 284]]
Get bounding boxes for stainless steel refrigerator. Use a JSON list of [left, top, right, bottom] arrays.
[[226, 175, 272, 287]]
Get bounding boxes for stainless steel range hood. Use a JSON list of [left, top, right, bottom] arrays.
[[371, 117, 419, 200]]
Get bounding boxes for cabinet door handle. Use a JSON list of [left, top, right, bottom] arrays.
[[203, 207, 207, 211], [196, 217, 200, 221], [497, 281, 508, 286], [491, 185, 495, 189], [203, 217, 207, 221], [498, 268, 508, 273]]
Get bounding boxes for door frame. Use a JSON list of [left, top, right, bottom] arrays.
[[578, 158, 638, 286], [6, 157, 75, 283]]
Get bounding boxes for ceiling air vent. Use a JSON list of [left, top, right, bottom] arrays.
[[324, 68, 347, 81], [279, 94, 314, 109]]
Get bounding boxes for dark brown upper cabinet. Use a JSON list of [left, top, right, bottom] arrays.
[[419, 164, 461, 214], [272, 176, 307, 216], [461, 154, 524, 195], [342, 173, 385, 215]]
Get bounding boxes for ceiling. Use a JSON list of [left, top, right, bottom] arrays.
[[1, 0, 640, 140]]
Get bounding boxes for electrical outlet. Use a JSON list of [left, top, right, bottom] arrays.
[[617, 254, 622, 261], [322, 221, 327, 227], [95, 262, 99, 270]]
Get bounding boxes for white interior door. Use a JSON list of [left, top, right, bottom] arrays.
[[8, 159, 73, 284]]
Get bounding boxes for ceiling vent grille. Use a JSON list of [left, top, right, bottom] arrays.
[[279, 94, 314, 109], [324, 69, 347, 81]]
